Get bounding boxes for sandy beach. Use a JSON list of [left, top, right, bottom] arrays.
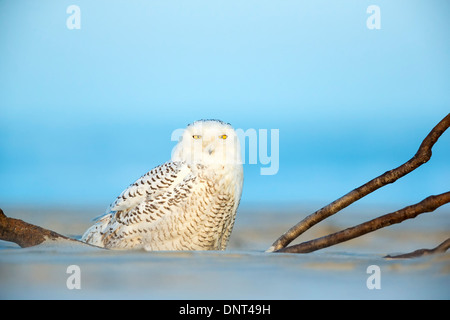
[[0, 205, 448, 300]]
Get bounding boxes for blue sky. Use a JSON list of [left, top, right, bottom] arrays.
[[0, 1, 449, 210]]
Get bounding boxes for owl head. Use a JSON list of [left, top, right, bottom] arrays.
[[172, 119, 242, 166]]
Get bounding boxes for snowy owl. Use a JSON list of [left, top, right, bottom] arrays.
[[81, 119, 243, 251]]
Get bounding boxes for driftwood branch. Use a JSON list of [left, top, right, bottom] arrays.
[[268, 113, 450, 253], [0, 208, 76, 248], [276, 192, 450, 253]]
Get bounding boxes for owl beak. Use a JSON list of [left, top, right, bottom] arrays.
[[207, 145, 215, 155]]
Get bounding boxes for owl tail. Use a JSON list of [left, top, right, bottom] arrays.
[[81, 213, 112, 247]]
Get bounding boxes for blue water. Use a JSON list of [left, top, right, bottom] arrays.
[[1, 1, 449, 208]]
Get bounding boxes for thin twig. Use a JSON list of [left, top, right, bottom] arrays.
[[384, 237, 450, 259], [276, 192, 450, 253], [268, 113, 450, 252]]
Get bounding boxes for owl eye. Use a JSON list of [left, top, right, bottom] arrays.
[[219, 134, 228, 140], [192, 135, 201, 139]]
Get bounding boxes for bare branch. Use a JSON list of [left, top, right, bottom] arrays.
[[268, 113, 450, 252], [0, 208, 77, 248], [276, 192, 450, 253]]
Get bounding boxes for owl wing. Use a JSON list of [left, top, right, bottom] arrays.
[[107, 161, 190, 214], [81, 161, 192, 246]]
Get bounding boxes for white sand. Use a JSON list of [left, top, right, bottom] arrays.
[[0, 206, 449, 299]]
